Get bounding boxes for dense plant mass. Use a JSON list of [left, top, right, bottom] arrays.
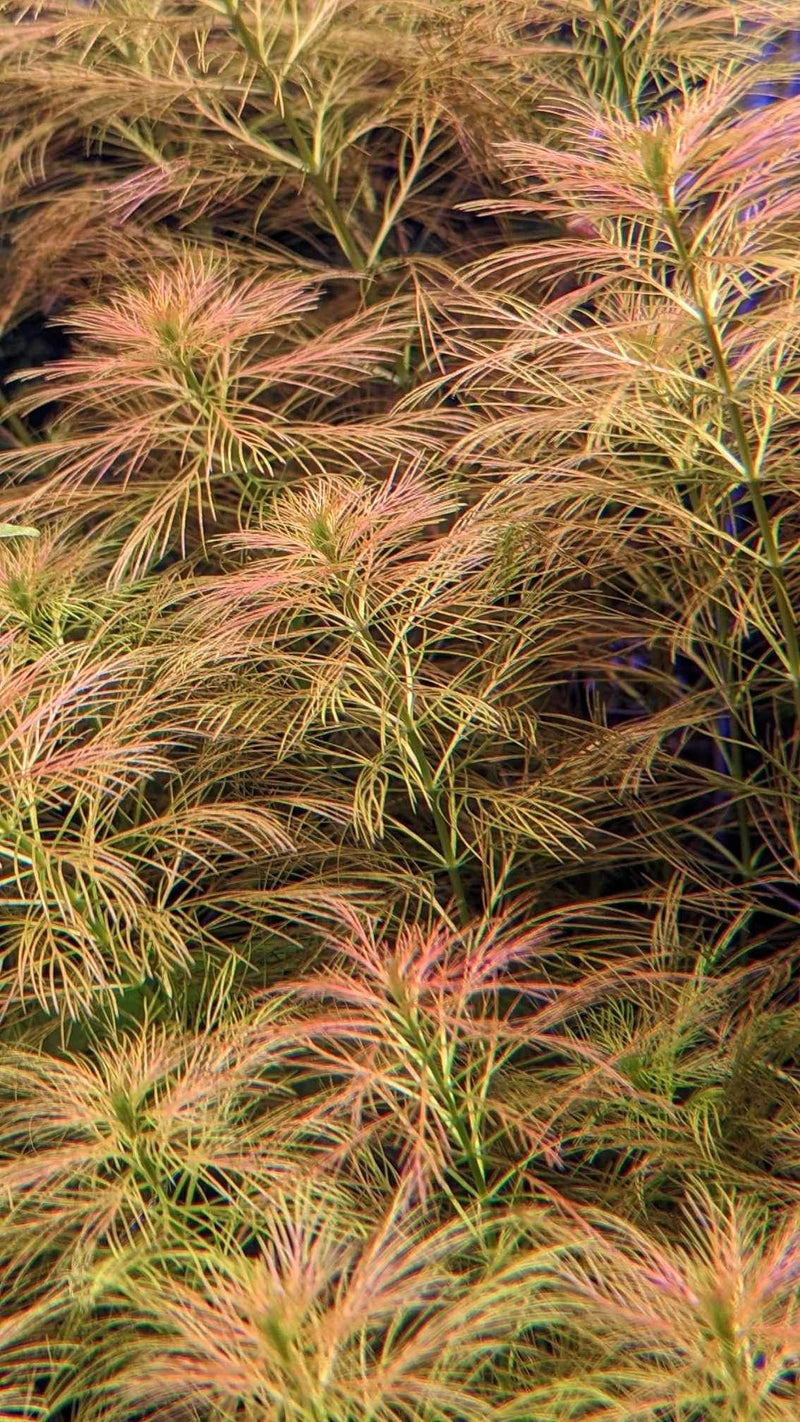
[[0, 2, 798, 1418]]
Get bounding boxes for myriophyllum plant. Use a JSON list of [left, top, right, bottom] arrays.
[[423, 55, 800, 885], [0, 7, 796, 1422]]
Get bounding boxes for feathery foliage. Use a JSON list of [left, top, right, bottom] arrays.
[[0, 2, 797, 1418]]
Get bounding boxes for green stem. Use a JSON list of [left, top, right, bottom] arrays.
[[222, 0, 366, 272], [394, 1001, 486, 1194], [401, 714, 471, 928], [663, 202, 800, 728], [174, 359, 253, 499], [339, 584, 471, 927], [594, 1, 634, 119], [0, 390, 37, 448], [718, 715, 753, 875], [280, 112, 367, 273], [702, 566, 754, 873]]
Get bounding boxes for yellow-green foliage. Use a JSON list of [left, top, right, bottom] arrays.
[[0, 4, 797, 1419]]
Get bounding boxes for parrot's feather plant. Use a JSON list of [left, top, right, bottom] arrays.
[[0, 2, 797, 1419]]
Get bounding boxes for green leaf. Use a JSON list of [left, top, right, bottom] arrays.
[[0, 523, 40, 539]]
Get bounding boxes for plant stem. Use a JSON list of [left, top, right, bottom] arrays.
[[340, 585, 471, 927], [222, 0, 366, 272], [401, 713, 471, 928], [0, 390, 37, 448], [594, 0, 634, 119], [394, 1000, 486, 1194], [662, 202, 800, 728], [280, 111, 367, 273]]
